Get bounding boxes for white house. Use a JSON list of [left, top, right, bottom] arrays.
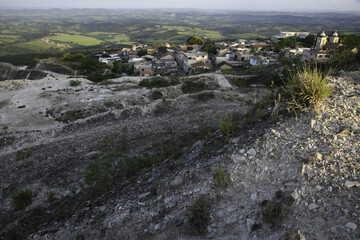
[[99, 56, 121, 65], [249, 56, 270, 66], [182, 51, 209, 72]]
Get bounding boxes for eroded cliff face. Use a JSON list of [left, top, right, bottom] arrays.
[[0, 62, 48, 81]]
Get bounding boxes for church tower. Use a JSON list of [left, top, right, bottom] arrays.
[[330, 30, 339, 44], [315, 31, 327, 49]]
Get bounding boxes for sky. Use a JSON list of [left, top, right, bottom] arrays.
[[0, 0, 360, 12]]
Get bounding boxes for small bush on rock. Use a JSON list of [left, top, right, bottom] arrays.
[[262, 190, 295, 227], [11, 189, 33, 210], [213, 167, 228, 188], [16, 148, 33, 160], [83, 160, 114, 194], [181, 80, 206, 93], [284, 64, 332, 112], [218, 113, 239, 140], [69, 80, 81, 86], [186, 195, 211, 234], [152, 90, 163, 100]]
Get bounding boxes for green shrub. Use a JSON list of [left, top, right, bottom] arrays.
[[213, 167, 228, 188], [11, 189, 33, 210], [186, 195, 210, 234], [196, 92, 214, 101], [82, 160, 114, 193], [218, 113, 239, 139], [69, 80, 81, 86], [139, 77, 179, 89], [181, 81, 206, 93], [75, 234, 85, 240], [262, 190, 295, 227], [152, 90, 163, 100], [284, 65, 332, 112], [104, 101, 116, 108], [16, 148, 33, 160], [47, 192, 55, 203], [121, 154, 161, 178]]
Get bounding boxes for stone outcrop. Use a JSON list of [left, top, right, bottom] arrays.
[[0, 62, 47, 81]]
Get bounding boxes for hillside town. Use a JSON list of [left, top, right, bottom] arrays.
[[95, 30, 355, 77]]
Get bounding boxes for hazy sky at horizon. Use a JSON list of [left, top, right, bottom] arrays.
[[1, 0, 360, 11]]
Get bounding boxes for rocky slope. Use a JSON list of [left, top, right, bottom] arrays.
[[0, 62, 48, 81], [0, 70, 359, 240]]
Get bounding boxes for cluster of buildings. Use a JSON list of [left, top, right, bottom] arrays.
[[96, 39, 280, 76], [96, 30, 345, 77], [284, 30, 340, 63]]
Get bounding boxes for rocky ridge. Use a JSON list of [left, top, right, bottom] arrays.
[[0, 62, 48, 81]]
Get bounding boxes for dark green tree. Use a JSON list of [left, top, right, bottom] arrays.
[[301, 35, 317, 48], [186, 36, 204, 45], [137, 49, 148, 57], [201, 39, 219, 55], [158, 46, 168, 54], [340, 34, 360, 48]]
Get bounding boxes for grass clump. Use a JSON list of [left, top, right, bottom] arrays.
[[218, 113, 239, 140], [82, 160, 114, 194], [284, 64, 332, 113], [213, 167, 228, 188], [262, 190, 295, 227], [186, 195, 211, 234], [152, 90, 163, 100], [139, 76, 179, 89], [11, 189, 33, 210], [16, 148, 33, 160], [47, 192, 55, 203], [69, 79, 81, 86], [181, 80, 206, 93]]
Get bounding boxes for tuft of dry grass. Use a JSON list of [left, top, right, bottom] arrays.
[[284, 65, 332, 113]]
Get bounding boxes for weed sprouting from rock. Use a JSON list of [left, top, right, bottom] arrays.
[[152, 90, 163, 100], [218, 113, 240, 140], [284, 64, 332, 113], [16, 148, 33, 160], [181, 80, 206, 93], [82, 160, 114, 194], [47, 192, 55, 203], [69, 80, 81, 86], [186, 195, 211, 234], [213, 167, 228, 188], [11, 189, 33, 210], [139, 76, 179, 89], [262, 190, 295, 227]]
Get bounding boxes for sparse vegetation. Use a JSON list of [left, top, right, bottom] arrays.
[[16, 148, 33, 160], [75, 234, 85, 240], [47, 192, 56, 203], [284, 64, 332, 113], [213, 167, 228, 188], [186, 195, 211, 234], [218, 113, 240, 140], [11, 189, 33, 210], [262, 190, 295, 227], [139, 76, 179, 89], [82, 160, 114, 194], [152, 90, 163, 100], [69, 79, 81, 86], [181, 80, 206, 93]]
